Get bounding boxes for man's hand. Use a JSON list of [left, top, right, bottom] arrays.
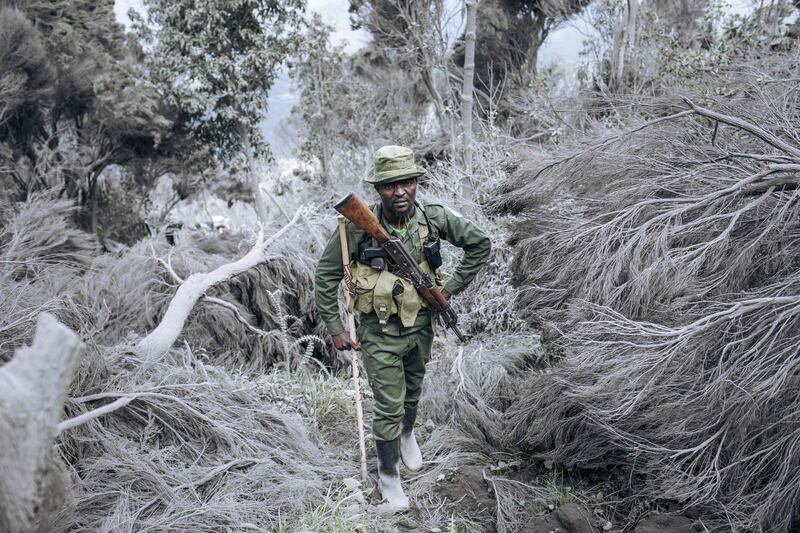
[[441, 288, 451, 303], [332, 331, 359, 351]]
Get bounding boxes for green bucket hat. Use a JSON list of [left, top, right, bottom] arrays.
[[366, 145, 427, 184]]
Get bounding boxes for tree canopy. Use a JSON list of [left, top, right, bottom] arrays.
[[0, 0, 307, 242], [132, 0, 306, 163], [455, 0, 591, 90], [0, 1, 174, 237]]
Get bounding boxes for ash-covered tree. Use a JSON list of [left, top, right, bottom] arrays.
[[290, 15, 433, 185], [348, 0, 455, 136], [583, 0, 798, 96], [289, 15, 341, 183], [455, 0, 591, 90], [650, 0, 711, 42], [0, 1, 176, 240], [0, 7, 54, 171], [131, 0, 306, 224], [131, 0, 305, 165]]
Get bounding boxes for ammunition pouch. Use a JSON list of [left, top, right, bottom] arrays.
[[359, 246, 386, 271], [423, 238, 442, 271], [349, 200, 444, 331], [350, 259, 444, 330]]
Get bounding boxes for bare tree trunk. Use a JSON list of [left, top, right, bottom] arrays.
[[90, 188, 98, 236], [614, 0, 638, 88], [136, 210, 302, 359], [242, 131, 271, 225], [421, 68, 449, 135], [461, 0, 478, 199], [398, 1, 451, 136], [314, 62, 331, 184], [520, 13, 547, 79], [0, 313, 82, 533], [627, 0, 638, 50]]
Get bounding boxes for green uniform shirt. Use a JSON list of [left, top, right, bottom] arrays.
[[314, 199, 492, 337]]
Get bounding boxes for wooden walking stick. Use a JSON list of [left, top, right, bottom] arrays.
[[338, 215, 369, 486]]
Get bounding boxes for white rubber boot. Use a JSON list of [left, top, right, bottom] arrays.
[[375, 437, 409, 512], [400, 429, 422, 471], [400, 406, 423, 471]]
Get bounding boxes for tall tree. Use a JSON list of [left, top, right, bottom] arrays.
[[348, 0, 455, 136], [613, 0, 638, 87], [290, 17, 430, 184], [456, 0, 591, 90], [132, 0, 306, 225], [651, 0, 710, 42], [132, 0, 306, 164], [461, 0, 478, 193], [0, 7, 54, 186], [0, 0, 174, 239], [290, 15, 340, 184]]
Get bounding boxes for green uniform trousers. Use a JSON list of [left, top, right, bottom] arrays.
[[358, 323, 434, 441]]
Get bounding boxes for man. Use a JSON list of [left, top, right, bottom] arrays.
[[314, 145, 491, 510]]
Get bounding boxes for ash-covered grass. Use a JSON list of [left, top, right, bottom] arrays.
[[60, 344, 349, 531], [495, 54, 800, 532], [0, 193, 350, 530], [1, 189, 558, 532]]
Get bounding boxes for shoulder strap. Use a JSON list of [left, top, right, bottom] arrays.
[[416, 200, 438, 241]]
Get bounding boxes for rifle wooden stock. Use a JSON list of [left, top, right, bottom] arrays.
[[334, 194, 390, 243]]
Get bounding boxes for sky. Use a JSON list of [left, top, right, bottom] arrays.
[[114, 0, 755, 158]]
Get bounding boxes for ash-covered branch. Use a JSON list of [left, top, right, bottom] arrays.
[[137, 210, 303, 359]]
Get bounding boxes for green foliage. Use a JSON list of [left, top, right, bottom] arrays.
[[132, 0, 306, 164], [261, 369, 363, 448], [544, 470, 576, 508], [276, 481, 369, 532]]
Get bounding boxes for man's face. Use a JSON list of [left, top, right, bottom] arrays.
[[376, 178, 417, 220]]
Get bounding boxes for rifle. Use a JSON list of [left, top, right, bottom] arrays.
[[334, 193, 469, 343]]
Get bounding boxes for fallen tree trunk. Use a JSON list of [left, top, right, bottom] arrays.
[[0, 313, 82, 533], [137, 211, 302, 359]]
